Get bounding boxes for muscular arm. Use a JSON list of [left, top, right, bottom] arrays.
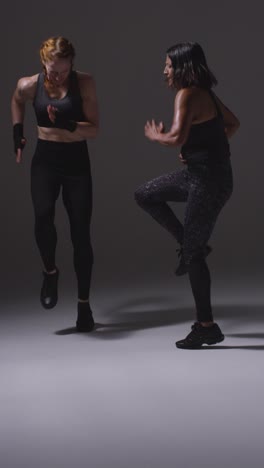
[[11, 80, 27, 124], [11, 76, 37, 162], [145, 89, 194, 146], [11, 76, 37, 123], [74, 73, 99, 139]]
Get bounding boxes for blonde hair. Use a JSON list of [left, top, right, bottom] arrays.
[[40, 36, 75, 64], [39, 36, 75, 90]]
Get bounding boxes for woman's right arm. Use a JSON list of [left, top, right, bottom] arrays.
[[11, 76, 36, 122], [214, 94, 240, 138], [11, 75, 37, 162]]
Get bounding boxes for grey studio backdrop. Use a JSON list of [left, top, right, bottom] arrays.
[[1, 0, 263, 303]]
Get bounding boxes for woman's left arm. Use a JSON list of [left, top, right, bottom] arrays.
[[145, 89, 193, 146], [74, 73, 99, 139]]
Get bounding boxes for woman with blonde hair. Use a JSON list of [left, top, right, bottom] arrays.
[[11, 36, 99, 332]]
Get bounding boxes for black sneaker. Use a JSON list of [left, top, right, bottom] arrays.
[[40, 268, 59, 309], [175, 322, 224, 349], [174, 245, 212, 276], [76, 302, 95, 332]]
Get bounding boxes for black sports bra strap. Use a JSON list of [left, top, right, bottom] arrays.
[[70, 71, 80, 94]]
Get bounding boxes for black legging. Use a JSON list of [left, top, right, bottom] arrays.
[[31, 139, 93, 300], [135, 160, 233, 322]]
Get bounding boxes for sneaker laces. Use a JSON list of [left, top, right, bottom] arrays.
[[185, 322, 214, 341], [182, 322, 202, 343]]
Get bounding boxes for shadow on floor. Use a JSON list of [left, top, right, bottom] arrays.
[[55, 299, 264, 347], [185, 345, 264, 351]]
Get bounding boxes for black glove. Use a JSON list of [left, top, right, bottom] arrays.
[[53, 112, 77, 132], [13, 123, 26, 153]]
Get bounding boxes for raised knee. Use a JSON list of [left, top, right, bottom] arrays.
[[135, 184, 153, 205], [134, 187, 145, 204]]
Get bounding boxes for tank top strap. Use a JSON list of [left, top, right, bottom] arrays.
[[69, 70, 80, 94], [33, 72, 44, 102], [208, 89, 222, 117]]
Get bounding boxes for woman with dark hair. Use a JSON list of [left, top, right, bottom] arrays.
[[11, 36, 99, 332], [135, 42, 240, 349]]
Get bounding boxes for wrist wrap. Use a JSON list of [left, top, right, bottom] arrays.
[[13, 123, 25, 152], [54, 113, 77, 132]]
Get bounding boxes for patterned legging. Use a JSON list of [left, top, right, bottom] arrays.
[[135, 160, 233, 321]]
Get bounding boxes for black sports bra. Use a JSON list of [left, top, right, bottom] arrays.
[[33, 71, 85, 127]]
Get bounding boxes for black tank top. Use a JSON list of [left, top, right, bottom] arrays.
[[181, 90, 230, 165], [33, 71, 85, 127]]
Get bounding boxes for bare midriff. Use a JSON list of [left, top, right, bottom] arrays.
[[37, 126, 85, 143]]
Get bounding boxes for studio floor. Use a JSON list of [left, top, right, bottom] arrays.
[[1, 276, 264, 468]]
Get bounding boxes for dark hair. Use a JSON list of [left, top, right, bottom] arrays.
[[166, 42, 217, 89]]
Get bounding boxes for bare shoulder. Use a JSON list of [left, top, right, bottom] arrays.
[[75, 71, 96, 96], [174, 88, 195, 107], [75, 71, 94, 82], [16, 74, 39, 100]]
